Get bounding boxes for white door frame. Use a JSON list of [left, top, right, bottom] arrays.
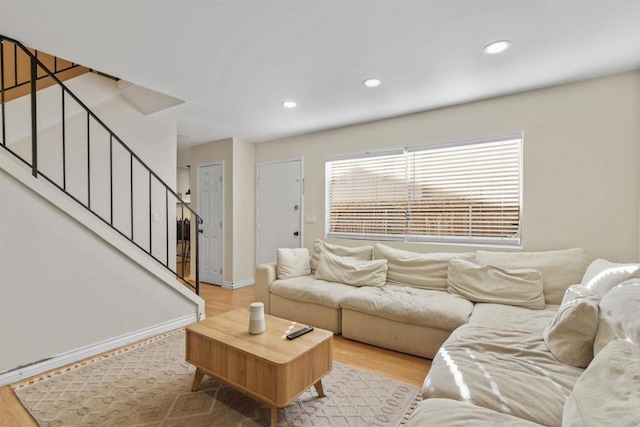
[[256, 158, 304, 265], [196, 161, 224, 285]]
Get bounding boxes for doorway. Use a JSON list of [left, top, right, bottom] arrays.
[[256, 159, 303, 265], [197, 162, 224, 285]]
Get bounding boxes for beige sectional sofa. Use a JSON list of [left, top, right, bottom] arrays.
[[255, 241, 640, 425], [256, 241, 480, 358], [409, 260, 640, 426]]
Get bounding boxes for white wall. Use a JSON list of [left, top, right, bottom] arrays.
[[255, 71, 640, 262], [0, 166, 200, 375], [188, 138, 256, 286], [0, 76, 199, 377], [232, 138, 256, 283]]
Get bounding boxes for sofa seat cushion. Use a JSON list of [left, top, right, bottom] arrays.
[[469, 302, 559, 333], [407, 398, 544, 427], [423, 324, 584, 426], [340, 284, 473, 331], [270, 275, 357, 309]]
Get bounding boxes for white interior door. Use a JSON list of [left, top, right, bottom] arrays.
[[198, 163, 223, 285], [257, 159, 302, 265]]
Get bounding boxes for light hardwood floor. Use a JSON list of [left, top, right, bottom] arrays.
[[0, 283, 430, 426]]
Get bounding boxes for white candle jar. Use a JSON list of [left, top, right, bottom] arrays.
[[248, 302, 266, 334]]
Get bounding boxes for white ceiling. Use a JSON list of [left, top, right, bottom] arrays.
[[2, 0, 640, 148]]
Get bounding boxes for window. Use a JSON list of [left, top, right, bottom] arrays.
[[325, 134, 522, 246]]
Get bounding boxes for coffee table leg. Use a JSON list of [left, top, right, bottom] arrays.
[[191, 368, 205, 392], [271, 406, 277, 427], [313, 380, 325, 397]]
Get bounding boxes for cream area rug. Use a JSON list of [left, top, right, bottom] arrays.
[[13, 329, 421, 426]]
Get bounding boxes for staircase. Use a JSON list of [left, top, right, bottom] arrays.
[[0, 34, 202, 293], [0, 35, 205, 385]]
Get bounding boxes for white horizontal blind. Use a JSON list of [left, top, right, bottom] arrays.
[[325, 134, 522, 246], [326, 151, 408, 240], [408, 137, 521, 245]]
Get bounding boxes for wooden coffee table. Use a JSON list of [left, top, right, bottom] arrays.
[[185, 308, 333, 426]]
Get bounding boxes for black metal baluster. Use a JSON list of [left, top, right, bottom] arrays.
[[86, 113, 90, 208], [1, 40, 6, 146], [110, 135, 114, 226], [13, 43, 17, 87], [180, 203, 185, 278], [176, 203, 184, 280], [130, 154, 134, 240], [61, 89, 66, 189], [148, 171, 152, 254], [165, 188, 169, 267], [30, 56, 37, 177], [195, 218, 201, 295]]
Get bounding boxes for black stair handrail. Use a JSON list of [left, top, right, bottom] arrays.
[[1, 42, 82, 94], [0, 34, 203, 294]]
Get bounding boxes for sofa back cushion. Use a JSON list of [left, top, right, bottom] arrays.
[[543, 285, 600, 368], [475, 248, 589, 304], [310, 240, 373, 272], [562, 339, 640, 427], [580, 258, 640, 298], [593, 278, 640, 356], [276, 248, 311, 279], [315, 252, 388, 287], [447, 259, 545, 309], [374, 243, 474, 290]]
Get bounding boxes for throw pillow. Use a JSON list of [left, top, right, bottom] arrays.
[[446, 259, 545, 309], [310, 240, 373, 272], [542, 285, 600, 368], [562, 340, 640, 427], [580, 258, 640, 298], [593, 278, 640, 356], [374, 243, 475, 290], [475, 248, 589, 305], [315, 252, 388, 287], [276, 248, 311, 279]]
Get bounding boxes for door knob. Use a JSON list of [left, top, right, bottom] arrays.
[[198, 229, 204, 233], [293, 231, 299, 236]]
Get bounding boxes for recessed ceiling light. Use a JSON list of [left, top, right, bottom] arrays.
[[282, 101, 297, 108], [363, 78, 381, 87], [484, 40, 511, 55]]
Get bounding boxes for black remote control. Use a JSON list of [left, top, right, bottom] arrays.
[[287, 326, 314, 340]]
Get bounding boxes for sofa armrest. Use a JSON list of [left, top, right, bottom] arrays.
[[255, 262, 277, 314]]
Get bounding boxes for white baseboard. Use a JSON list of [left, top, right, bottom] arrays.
[[222, 278, 255, 290], [0, 314, 198, 387]]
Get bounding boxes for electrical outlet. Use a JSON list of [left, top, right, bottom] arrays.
[[305, 215, 316, 224]]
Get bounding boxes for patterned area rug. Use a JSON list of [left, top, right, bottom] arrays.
[[13, 329, 421, 426]]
